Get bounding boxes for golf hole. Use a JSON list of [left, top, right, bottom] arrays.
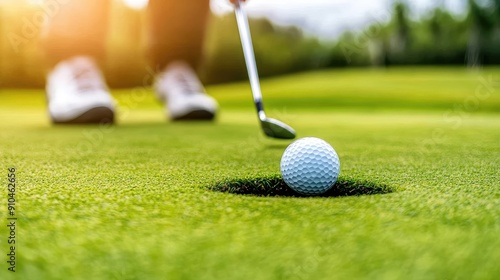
[[210, 176, 394, 197]]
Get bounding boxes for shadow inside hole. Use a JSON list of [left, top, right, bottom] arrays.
[[210, 176, 394, 197]]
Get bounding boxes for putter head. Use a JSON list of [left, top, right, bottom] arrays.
[[261, 117, 296, 139]]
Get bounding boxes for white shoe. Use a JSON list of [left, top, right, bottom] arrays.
[[46, 56, 115, 124], [155, 61, 218, 121]]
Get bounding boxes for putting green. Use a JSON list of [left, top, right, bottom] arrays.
[[0, 67, 499, 279]]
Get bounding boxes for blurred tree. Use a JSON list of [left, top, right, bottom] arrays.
[[202, 15, 328, 84], [429, 9, 443, 44], [2, 2, 29, 87], [383, 0, 413, 65], [202, 14, 246, 84], [328, 1, 474, 67], [0, 1, 46, 87], [494, 0, 500, 17], [0, 5, 4, 87], [391, 0, 411, 55], [467, 0, 494, 67], [424, 8, 468, 64]]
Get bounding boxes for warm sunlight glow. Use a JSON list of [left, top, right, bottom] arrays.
[[122, 0, 148, 10]]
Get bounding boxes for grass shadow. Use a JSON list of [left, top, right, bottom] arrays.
[[210, 175, 394, 197]]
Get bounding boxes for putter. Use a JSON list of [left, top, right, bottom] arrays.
[[234, 0, 296, 140]]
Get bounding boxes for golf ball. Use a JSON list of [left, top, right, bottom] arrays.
[[280, 137, 340, 195]]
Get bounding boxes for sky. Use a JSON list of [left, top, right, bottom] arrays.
[[124, 0, 469, 39]]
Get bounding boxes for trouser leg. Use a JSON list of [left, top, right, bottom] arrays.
[[147, 0, 211, 70]]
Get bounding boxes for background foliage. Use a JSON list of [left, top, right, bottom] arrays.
[[0, 0, 499, 88]]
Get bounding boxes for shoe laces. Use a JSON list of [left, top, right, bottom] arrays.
[[175, 73, 202, 95], [71, 61, 106, 93], [159, 62, 204, 95]]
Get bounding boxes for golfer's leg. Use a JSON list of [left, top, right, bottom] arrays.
[[147, 0, 211, 70], [42, 0, 110, 67], [43, 0, 115, 124], [148, 0, 217, 121]]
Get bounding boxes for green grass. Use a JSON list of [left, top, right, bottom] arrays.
[[0, 67, 499, 280]]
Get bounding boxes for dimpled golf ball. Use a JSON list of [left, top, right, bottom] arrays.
[[280, 137, 340, 195]]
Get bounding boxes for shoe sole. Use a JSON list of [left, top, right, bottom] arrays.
[[172, 109, 215, 121], [52, 107, 115, 124]]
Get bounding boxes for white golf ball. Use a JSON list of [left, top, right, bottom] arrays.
[[280, 137, 340, 195]]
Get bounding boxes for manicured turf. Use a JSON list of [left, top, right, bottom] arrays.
[[0, 67, 499, 280]]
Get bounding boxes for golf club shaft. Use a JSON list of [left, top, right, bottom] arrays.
[[234, 0, 265, 117]]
